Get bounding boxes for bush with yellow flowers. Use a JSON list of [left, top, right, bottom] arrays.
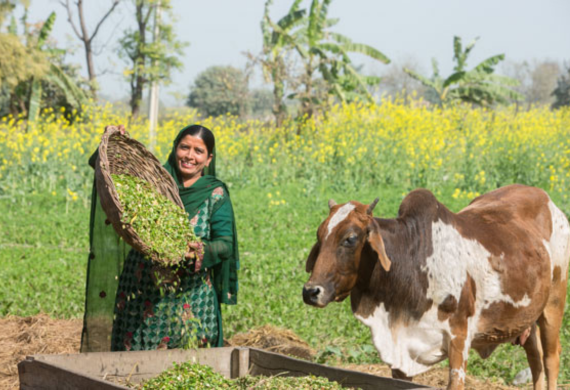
[[1, 100, 569, 213]]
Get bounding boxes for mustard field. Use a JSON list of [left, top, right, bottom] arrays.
[[1, 101, 570, 213]]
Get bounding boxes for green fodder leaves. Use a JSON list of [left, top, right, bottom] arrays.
[[137, 362, 230, 389], [137, 361, 351, 389], [112, 174, 200, 267]]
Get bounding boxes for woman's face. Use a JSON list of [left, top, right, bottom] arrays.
[[175, 134, 212, 184]]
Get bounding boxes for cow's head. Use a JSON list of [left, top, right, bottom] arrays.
[[302, 198, 392, 308]]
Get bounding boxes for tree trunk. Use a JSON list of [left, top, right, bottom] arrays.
[[83, 40, 97, 99], [130, 2, 148, 119], [273, 82, 285, 127], [76, 0, 97, 100], [302, 61, 314, 119], [9, 92, 27, 119], [131, 74, 144, 118], [272, 59, 286, 127]]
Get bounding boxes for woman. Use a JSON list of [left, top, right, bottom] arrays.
[[80, 125, 238, 352]]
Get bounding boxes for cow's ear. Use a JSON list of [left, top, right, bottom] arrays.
[[306, 242, 320, 273], [367, 220, 391, 272]]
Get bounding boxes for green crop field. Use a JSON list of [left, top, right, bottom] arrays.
[[1, 102, 570, 386]]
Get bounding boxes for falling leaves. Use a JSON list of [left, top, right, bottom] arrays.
[[112, 174, 201, 267]]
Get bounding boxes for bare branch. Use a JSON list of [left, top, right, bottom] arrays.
[[59, 0, 82, 40], [143, 3, 155, 28], [77, 0, 91, 45], [89, 0, 120, 45], [96, 67, 120, 77], [93, 16, 124, 55]]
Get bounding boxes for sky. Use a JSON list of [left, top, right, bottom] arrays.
[[20, 0, 570, 107]]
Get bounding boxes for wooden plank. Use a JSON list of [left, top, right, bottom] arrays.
[[248, 348, 433, 390], [18, 348, 237, 389], [230, 347, 250, 379], [57, 348, 234, 377], [18, 358, 127, 390]]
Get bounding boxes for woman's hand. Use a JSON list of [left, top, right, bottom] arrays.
[[104, 124, 126, 135], [185, 241, 204, 272]]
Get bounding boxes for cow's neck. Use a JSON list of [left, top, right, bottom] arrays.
[[351, 195, 455, 322]]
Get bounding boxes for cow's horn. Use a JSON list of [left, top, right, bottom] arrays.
[[367, 198, 380, 215], [328, 199, 337, 209]]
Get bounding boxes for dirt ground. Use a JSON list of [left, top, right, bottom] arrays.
[[1, 315, 521, 390], [0, 315, 82, 390]]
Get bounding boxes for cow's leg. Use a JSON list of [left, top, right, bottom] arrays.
[[447, 334, 467, 390], [537, 274, 567, 390], [391, 369, 413, 382], [447, 275, 476, 390], [522, 323, 545, 390]]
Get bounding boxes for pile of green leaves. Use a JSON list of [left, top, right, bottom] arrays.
[[137, 362, 229, 389], [137, 361, 351, 390], [234, 374, 351, 389], [112, 173, 200, 267]]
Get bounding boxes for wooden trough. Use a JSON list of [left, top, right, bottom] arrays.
[[18, 347, 431, 389]]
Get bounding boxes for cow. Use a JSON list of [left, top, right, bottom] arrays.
[[303, 184, 569, 390]]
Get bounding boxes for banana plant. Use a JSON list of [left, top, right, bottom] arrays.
[[27, 12, 88, 124], [294, 0, 390, 117], [404, 36, 522, 107], [26, 12, 56, 123], [261, 0, 306, 126]]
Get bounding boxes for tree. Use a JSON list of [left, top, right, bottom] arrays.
[[527, 62, 560, 105], [502, 60, 561, 107], [187, 65, 251, 118], [294, 0, 390, 117], [552, 66, 570, 109], [0, 9, 88, 121], [404, 36, 522, 107], [0, 32, 46, 116], [0, 33, 45, 91], [0, 1, 44, 91], [260, 0, 305, 126], [26, 12, 88, 123], [118, 0, 186, 118], [250, 88, 273, 118], [59, 0, 120, 99], [0, 0, 26, 25], [0, 2, 43, 116], [373, 56, 426, 102]]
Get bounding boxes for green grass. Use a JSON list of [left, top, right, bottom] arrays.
[[1, 181, 569, 385], [0, 194, 88, 317]]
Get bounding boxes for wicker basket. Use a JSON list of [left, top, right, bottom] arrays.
[[95, 125, 184, 262]]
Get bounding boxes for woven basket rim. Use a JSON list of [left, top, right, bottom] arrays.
[[94, 125, 186, 264]]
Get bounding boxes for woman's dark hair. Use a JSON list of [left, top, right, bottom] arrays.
[[177, 125, 215, 155]]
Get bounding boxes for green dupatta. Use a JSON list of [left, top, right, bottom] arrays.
[[163, 127, 239, 305]]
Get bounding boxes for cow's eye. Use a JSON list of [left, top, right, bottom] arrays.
[[342, 235, 358, 247]]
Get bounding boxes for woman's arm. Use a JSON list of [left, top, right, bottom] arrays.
[[202, 198, 234, 269]]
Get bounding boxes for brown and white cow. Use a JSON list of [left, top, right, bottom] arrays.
[[303, 184, 569, 390]]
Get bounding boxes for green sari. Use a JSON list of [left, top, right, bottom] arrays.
[[80, 128, 239, 352]]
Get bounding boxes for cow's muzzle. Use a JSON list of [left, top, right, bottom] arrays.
[[302, 284, 327, 307]]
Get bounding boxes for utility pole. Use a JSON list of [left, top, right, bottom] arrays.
[[148, 0, 161, 153]]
